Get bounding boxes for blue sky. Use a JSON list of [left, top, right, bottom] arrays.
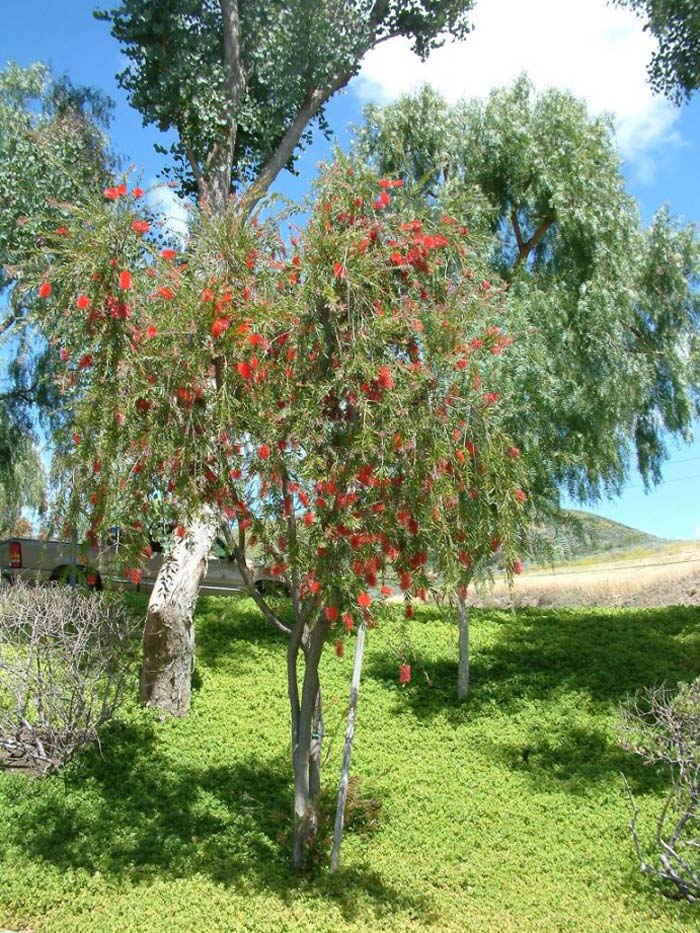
[[2, 0, 700, 540]]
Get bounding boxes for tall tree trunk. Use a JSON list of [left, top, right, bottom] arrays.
[[330, 621, 366, 872], [289, 616, 329, 871], [139, 509, 220, 716], [457, 591, 470, 700]]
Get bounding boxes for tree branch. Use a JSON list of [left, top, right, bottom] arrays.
[[244, 71, 355, 214], [233, 529, 291, 637], [513, 214, 555, 270]]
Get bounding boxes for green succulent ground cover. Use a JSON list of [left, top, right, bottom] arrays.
[[1, 596, 699, 932]]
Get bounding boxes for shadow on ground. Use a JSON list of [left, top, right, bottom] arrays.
[[2, 710, 431, 925]]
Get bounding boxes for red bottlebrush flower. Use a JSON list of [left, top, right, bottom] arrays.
[[325, 606, 339, 622], [236, 361, 252, 379], [92, 459, 102, 474], [248, 333, 265, 347], [116, 183, 127, 197], [131, 219, 150, 235], [333, 261, 346, 280], [158, 286, 175, 300], [174, 525, 186, 539], [357, 592, 371, 609], [258, 444, 271, 460], [103, 186, 120, 200], [483, 392, 500, 406], [72, 433, 81, 445], [399, 572, 412, 591], [131, 187, 144, 199], [161, 249, 177, 260], [342, 612, 355, 632], [489, 536, 501, 554], [334, 640, 345, 658], [200, 289, 215, 302], [302, 512, 314, 526], [514, 489, 528, 504], [75, 294, 91, 310], [513, 560, 524, 575], [38, 282, 52, 299], [87, 573, 98, 587], [378, 178, 404, 189], [373, 191, 391, 209], [399, 664, 411, 684], [405, 606, 414, 619], [509, 446, 521, 458], [127, 567, 142, 584], [145, 324, 158, 339], [78, 353, 94, 369], [211, 317, 231, 338], [377, 365, 394, 389], [114, 411, 126, 426], [59, 348, 70, 363], [119, 269, 133, 291], [380, 585, 393, 597], [55, 226, 69, 236], [480, 279, 491, 292]]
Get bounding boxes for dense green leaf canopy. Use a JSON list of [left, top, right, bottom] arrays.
[[615, 0, 700, 103], [94, 0, 475, 204]]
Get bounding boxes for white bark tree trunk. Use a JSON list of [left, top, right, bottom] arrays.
[[330, 621, 366, 872], [139, 509, 220, 716], [457, 592, 470, 700]]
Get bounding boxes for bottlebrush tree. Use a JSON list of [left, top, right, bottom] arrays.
[[22, 160, 531, 869]]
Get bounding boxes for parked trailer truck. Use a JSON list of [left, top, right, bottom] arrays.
[[0, 537, 276, 597]]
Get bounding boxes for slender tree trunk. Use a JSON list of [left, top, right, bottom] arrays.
[[457, 592, 470, 700], [330, 621, 366, 873], [289, 616, 329, 871], [139, 509, 220, 716]]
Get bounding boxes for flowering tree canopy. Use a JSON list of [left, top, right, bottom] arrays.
[[27, 164, 530, 603], [21, 160, 532, 867]]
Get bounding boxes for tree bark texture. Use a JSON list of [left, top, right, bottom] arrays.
[[139, 510, 220, 716], [330, 621, 366, 872]]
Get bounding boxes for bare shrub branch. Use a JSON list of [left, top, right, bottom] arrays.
[[0, 581, 137, 773], [620, 679, 700, 902]]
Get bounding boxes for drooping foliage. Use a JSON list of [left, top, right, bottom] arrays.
[[356, 78, 700, 502], [22, 163, 531, 600], [0, 61, 113, 529], [18, 160, 533, 864]]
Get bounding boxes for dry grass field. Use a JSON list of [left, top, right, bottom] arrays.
[[475, 541, 700, 609]]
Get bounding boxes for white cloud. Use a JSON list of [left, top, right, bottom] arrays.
[[356, 0, 679, 169], [145, 182, 191, 244]]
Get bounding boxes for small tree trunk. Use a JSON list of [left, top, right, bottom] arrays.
[[139, 510, 219, 716], [290, 616, 329, 871], [330, 621, 366, 873], [457, 592, 470, 700]]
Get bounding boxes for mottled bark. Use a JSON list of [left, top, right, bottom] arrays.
[[139, 510, 219, 716]]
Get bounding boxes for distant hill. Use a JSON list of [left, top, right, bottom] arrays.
[[530, 510, 665, 564]]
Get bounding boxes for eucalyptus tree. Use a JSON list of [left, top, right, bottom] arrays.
[[95, 0, 479, 716], [0, 61, 113, 530], [356, 78, 700, 693]]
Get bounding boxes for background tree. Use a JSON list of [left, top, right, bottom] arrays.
[[21, 160, 531, 868], [94, 0, 479, 716], [356, 77, 700, 693], [0, 60, 113, 533], [614, 0, 700, 103]]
